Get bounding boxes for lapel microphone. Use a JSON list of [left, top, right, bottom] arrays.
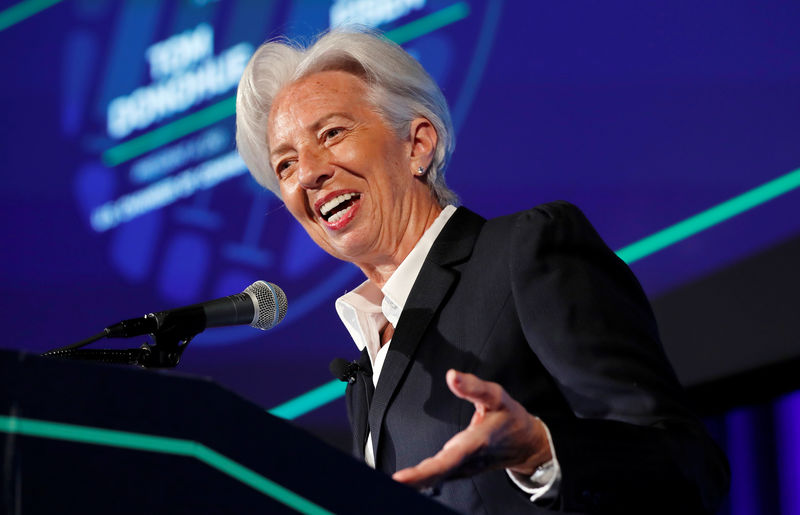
[[329, 358, 371, 384]]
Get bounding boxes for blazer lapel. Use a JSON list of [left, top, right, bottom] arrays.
[[368, 207, 486, 464]]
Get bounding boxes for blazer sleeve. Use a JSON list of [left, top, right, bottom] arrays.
[[508, 201, 729, 513]]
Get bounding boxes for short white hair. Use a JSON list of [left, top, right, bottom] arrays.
[[235, 28, 458, 206]]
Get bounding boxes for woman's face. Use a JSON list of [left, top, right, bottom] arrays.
[[268, 70, 437, 266]]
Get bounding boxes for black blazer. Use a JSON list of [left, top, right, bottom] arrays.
[[345, 202, 729, 514]]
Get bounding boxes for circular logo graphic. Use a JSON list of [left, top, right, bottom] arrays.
[[70, 0, 503, 346]]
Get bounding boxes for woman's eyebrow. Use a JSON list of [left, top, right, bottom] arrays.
[[270, 112, 357, 160], [309, 112, 355, 131]]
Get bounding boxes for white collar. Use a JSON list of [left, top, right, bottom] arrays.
[[335, 205, 457, 356]]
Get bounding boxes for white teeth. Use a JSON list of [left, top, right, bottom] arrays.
[[327, 207, 350, 223], [320, 193, 357, 216]]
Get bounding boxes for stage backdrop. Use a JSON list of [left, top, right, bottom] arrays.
[[2, 2, 800, 512]]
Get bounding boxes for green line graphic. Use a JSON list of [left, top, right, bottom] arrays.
[[0, 414, 333, 515], [268, 380, 346, 420], [385, 2, 471, 45], [100, 3, 471, 167], [0, 0, 61, 33], [102, 95, 237, 167], [269, 166, 800, 419], [616, 167, 800, 264]]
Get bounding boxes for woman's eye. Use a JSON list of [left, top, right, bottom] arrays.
[[324, 128, 342, 140], [276, 160, 294, 175]]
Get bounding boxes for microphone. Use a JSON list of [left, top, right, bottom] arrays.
[[329, 358, 369, 384], [104, 281, 287, 338]]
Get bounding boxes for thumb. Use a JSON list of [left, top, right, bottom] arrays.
[[446, 369, 504, 410]]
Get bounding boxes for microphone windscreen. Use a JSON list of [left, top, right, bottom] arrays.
[[329, 357, 350, 382], [246, 281, 287, 330]]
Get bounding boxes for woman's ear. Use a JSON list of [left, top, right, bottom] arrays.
[[408, 117, 438, 173]]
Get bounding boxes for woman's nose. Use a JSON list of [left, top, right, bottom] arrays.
[[297, 149, 333, 189]]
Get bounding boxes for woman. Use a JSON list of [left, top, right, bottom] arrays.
[[236, 29, 728, 514]]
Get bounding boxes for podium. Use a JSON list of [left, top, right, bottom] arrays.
[[0, 349, 455, 514]]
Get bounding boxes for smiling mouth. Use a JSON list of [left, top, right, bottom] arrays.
[[319, 192, 361, 224]]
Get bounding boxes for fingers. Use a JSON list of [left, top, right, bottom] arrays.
[[395, 371, 548, 490], [392, 453, 452, 488], [446, 369, 505, 410], [393, 428, 483, 487]]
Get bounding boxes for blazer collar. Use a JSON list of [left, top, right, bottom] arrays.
[[367, 207, 486, 463]]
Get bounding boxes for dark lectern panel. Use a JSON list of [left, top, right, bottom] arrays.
[[0, 349, 454, 514]]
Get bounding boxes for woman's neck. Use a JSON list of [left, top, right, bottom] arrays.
[[356, 201, 443, 288]]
